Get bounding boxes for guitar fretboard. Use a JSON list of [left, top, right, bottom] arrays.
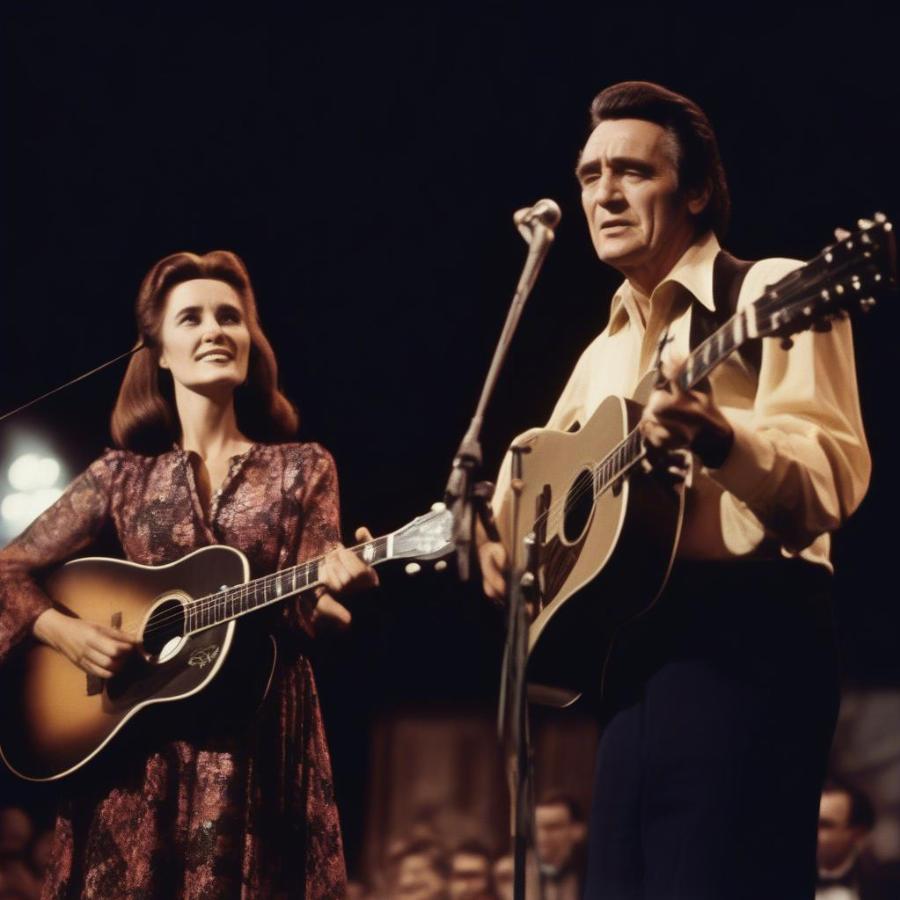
[[591, 307, 755, 500], [185, 536, 392, 633]]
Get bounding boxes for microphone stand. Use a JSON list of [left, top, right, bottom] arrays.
[[443, 211, 557, 900], [443, 215, 557, 581]]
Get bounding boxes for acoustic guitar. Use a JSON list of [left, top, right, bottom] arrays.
[[0, 506, 452, 781], [494, 215, 896, 708]]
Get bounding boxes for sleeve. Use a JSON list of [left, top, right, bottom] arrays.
[[284, 444, 343, 635], [710, 258, 872, 552], [0, 452, 117, 664]]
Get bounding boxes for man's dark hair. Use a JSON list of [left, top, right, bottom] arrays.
[[452, 839, 493, 864], [536, 790, 584, 823], [823, 776, 876, 831], [388, 837, 450, 878], [589, 81, 731, 239]]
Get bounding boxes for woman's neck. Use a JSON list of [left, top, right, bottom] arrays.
[[173, 385, 251, 460]]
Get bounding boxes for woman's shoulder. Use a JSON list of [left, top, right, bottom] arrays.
[[255, 441, 336, 467], [85, 446, 183, 481], [254, 442, 338, 492]]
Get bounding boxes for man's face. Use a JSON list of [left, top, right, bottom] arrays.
[[448, 852, 491, 899], [818, 791, 866, 871], [535, 803, 579, 870], [396, 853, 446, 900], [577, 118, 703, 290]]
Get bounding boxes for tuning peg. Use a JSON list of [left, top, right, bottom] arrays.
[[860, 297, 877, 312], [404, 562, 422, 576], [431, 502, 447, 512], [434, 560, 448, 573], [780, 337, 794, 350], [857, 217, 875, 230]]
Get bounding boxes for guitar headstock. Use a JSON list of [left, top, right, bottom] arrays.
[[391, 505, 454, 562], [754, 213, 896, 344]]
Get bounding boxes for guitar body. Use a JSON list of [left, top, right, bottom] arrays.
[[0, 544, 277, 782], [497, 373, 684, 708]]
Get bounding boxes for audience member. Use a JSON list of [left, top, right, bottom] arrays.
[[817, 776, 880, 900], [535, 792, 586, 900], [390, 838, 450, 900], [448, 840, 494, 899]]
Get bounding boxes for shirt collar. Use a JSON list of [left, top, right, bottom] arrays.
[[607, 230, 721, 334]]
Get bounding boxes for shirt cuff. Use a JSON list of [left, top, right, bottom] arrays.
[[708, 419, 777, 505]]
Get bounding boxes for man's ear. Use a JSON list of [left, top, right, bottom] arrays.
[[687, 180, 712, 216]]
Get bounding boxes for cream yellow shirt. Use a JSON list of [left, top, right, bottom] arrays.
[[493, 231, 871, 571]]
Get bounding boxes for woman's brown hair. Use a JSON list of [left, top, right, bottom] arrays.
[[111, 250, 299, 453]]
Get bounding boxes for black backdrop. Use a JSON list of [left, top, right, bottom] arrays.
[[3, 4, 899, 871]]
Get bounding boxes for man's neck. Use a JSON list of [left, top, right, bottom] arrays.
[[619, 227, 701, 302]]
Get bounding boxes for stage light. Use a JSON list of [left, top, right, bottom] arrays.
[[2, 450, 65, 540], [8, 453, 61, 492]]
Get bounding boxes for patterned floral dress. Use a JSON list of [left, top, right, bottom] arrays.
[[0, 442, 347, 898]]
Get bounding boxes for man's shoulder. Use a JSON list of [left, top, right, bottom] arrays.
[[735, 255, 805, 310]]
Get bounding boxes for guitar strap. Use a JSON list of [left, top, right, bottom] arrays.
[[690, 250, 761, 374]]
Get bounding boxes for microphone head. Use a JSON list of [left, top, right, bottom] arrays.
[[513, 198, 562, 229]]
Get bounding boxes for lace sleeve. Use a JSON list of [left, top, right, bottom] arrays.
[[0, 452, 117, 664], [284, 444, 342, 636]]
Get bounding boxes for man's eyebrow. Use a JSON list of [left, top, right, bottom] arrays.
[[575, 154, 656, 180]]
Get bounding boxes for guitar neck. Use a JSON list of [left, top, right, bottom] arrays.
[[592, 307, 755, 498], [185, 535, 393, 633]]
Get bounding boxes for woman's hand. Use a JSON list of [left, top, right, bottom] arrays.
[[32, 608, 138, 679], [314, 526, 380, 629]]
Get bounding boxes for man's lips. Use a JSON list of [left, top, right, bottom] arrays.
[[600, 220, 633, 230]]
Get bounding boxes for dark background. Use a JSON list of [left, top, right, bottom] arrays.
[[2, 3, 898, 874]]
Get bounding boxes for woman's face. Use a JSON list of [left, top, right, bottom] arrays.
[[158, 278, 251, 397]]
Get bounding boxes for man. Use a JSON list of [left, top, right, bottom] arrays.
[[391, 839, 450, 900], [817, 777, 877, 899], [535, 793, 586, 900], [479, 81, 871, 898], [448, 840, 494, 900]]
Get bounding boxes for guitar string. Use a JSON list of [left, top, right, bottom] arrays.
[[520, 244, 887, 541], [126, 533, 401, 639], [113, 535, 386, 639]]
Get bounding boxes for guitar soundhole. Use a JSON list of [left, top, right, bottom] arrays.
[[142, 597, 186, 662], [562, 469, 594, 544]]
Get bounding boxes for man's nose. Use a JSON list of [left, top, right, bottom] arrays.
[[595, 173, 622, 208]]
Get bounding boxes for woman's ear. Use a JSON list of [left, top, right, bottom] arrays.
[[158, 353, 169, 370]]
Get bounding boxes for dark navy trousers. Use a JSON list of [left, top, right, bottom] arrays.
[[584, 559, 839, 900]]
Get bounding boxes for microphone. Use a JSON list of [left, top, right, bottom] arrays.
[[513, 198, 562, 229]]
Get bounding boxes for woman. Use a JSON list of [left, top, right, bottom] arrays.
[[0, 250, 376, 898]]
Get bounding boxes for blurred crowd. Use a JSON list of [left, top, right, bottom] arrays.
[[349, 792, 586, 900], [0, 807, 52, 900], [4, 775, 900, 898]]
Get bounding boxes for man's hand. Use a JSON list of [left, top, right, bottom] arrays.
[[478, 539, 508, 602], [314, 526, 380, 629], [33, 608, 138, 679], [639, 358, 734, 472]]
